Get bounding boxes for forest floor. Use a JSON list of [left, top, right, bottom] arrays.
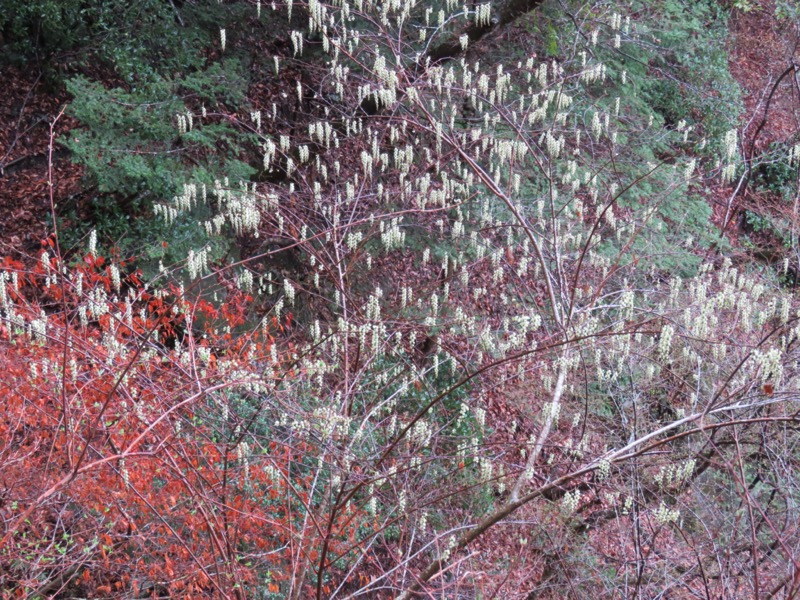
[[728, 0, 799, 151], [0, 68, 82, 258]]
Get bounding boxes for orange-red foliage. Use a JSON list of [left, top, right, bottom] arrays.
[[0, 251, 363, 598]]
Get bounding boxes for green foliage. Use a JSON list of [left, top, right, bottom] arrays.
[[64, 65, 252, 196], [744, 210, 774, 235], [3, 0, 257, 270], [775, 0, 799, 21], [0, 0, 92, 63], [641, 0, 744, 140], [753, 141, 799, 199], [0, 0, 233, 80], [59, 64, 255, 268]]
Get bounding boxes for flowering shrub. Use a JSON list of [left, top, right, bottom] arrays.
[[0, 243, 374, 598], [4, 0, 800, 597]]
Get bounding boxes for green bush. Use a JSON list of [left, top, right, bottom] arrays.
[[752, 141, 799, 199], [59, 63, 255, 270], [0, 0, 230, 79], [641, 0, 744, 140]]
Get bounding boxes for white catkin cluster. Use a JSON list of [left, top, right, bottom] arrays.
[[721, 129, 739, 183], [654, 502, 680, 525], [291, 30, 303, 56], [561, 489, 581, 514], [654, 459, 695, 490], [186, 248, 210, 280], [474, 3, 491, 27], [284, 279, 295, 305], [658, 324, 674, 361]]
